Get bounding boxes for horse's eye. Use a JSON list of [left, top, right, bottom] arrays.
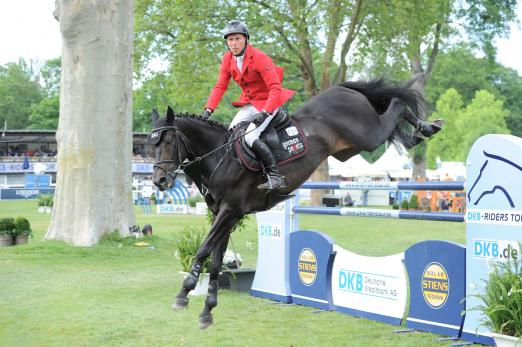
[[164, 132, 174, 143]]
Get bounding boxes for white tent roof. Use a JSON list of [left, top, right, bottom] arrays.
[[427, 161, 466, 180], [328, 155, 387, 177], [372, 144, 412, 173]]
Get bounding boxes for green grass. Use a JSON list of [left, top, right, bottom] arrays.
[[0, 200, 475, 346]]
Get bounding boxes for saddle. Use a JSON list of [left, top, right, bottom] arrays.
[[233, 108, 309, 172]]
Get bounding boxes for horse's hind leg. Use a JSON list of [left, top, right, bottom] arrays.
[[363, 97, 406, 150], [402, 109, 443, 138], [199, 232, 231, 329]]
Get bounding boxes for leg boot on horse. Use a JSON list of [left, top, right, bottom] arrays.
[[251, 139, 286, 191], [171, 262, 203, 310]]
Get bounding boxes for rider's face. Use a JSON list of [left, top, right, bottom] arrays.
[[226, 34, 247, 55]]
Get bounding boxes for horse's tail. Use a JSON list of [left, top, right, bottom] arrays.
[[339, 78, 427, 149]]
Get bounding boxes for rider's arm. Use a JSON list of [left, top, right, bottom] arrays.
[[205, 53, 232, 112], [257, 53, 282, 114]]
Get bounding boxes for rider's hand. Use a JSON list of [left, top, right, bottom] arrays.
[[252, 110, 271, 127], [202, 108, 212, 120]]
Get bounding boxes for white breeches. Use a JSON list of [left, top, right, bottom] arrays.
[[229, 104, 278, 147]]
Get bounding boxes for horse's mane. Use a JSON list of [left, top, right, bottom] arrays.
[[173, 112, 229, 132]]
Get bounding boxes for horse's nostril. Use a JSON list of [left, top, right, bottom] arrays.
[[157, 177, 167, 187]]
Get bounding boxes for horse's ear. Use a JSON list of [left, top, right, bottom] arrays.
[[167, 106, 175, 123], [151, 108, 160, 124]]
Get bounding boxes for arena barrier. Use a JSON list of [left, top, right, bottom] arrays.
[[251, 134, 522, 345]]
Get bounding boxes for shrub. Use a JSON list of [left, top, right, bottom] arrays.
[[392, 203, 400, 210], [409, 195, 419, 210], [400, 199, 409, 210], [0, 217, 15, 237], [188, 195, 204, 207], [174, 226, 211, 273], [13, 217, 32, 237], [469, 249, 522, 337], [37, 194, 54, 207]]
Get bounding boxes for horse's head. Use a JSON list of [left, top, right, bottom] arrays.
[[149, 107, 190, 191]]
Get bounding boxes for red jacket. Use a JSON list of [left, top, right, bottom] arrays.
[[205, 45, 295, 114]]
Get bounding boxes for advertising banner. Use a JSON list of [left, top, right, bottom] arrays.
[[331, 248, 407, 325], [156, 204, 188, 214], [462, 134, 522, 345], [251, 200, 292, 303], [289, 230, 336, 310], [405, 240, 466, 337]]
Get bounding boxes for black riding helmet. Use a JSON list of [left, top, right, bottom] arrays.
[[222, 21, 249, 39]]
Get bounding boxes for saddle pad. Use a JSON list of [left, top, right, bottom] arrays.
[[234, 119, 308, 172]]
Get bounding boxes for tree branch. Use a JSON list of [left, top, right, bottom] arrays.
[[425, 22, 442, 78]]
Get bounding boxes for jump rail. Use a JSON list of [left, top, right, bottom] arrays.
[[300, 181, 465, 191]]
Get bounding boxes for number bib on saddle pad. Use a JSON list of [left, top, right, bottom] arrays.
[[234, 119, 309, 172]]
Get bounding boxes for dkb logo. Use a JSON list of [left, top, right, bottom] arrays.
[[298, 248, 317, 286], [422, 262, 449, 309]]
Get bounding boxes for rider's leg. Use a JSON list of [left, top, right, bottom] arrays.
[[229, 105, 258, 129], [245, 115, 286, 191]]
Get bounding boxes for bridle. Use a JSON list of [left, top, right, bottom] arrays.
[[150, 121, 259, 182], [150, 125, 192, 182]]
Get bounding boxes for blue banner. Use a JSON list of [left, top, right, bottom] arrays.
[[405, 240, 466, 337], [0, 188, 55, 199], [289, 230, 336, 310]]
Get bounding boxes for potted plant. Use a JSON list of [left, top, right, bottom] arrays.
[[409, 194, 419, 210], [469, 252, 521, 346], [37, 194, 53, 213], [0, 217, 15, 247], [13, 217, 32, 245], [400, 199, 409, 210], [174, 226, 211, 296]]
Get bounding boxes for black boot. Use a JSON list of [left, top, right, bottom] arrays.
[[251, 139, 286, 191]]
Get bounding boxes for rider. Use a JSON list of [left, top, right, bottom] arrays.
[[202, 20, 295, 191]]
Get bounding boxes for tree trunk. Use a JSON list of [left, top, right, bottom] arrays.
[[46, 0, 135, 246]]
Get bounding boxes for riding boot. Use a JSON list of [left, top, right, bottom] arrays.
[[251, 139, 286, 191]]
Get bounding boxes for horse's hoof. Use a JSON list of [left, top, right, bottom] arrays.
[[172, 297, 189, 311], [199, 314, 213, 329]]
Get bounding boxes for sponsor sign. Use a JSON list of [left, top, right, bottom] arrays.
[[251, 200, 292, 302], [289, 231, 335, 310], [156, 204, 188, 214], [0, 188, 55, 200], [331, 247, 407, 325], [462, 134, 522, 345], [404, 240, 465, 336]]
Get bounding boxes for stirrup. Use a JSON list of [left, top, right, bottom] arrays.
[[257, 175, 286, 191]]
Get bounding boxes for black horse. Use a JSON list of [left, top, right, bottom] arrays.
[[149, 79, 441, 328]]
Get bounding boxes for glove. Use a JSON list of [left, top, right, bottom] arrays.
[[252, 110, 271, 127], [202, 108, 212, 120]]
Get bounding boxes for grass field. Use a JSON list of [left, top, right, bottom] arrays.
[[0, 200, 475, 346]]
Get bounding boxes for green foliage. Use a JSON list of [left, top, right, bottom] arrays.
[[455, 90, 510, 157], [187, 194, 204, 208], [470, 251, 522, 337], [0, 217, 15, 236], [0, 59, 43, 129], [174, 226, 210, 273], [400, 199, 409, 210], [13, 217, 32, 237], [426, 88, 464, 168], [409, 195, 419, 210], [28, 94, 59, 129], [37, 194, 54, 207], [427, 45, 522, 137], [426, 88, 510, 167]]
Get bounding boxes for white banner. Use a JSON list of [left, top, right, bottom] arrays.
[[331, 246, 408, 321], [156, 204, 188, 214]]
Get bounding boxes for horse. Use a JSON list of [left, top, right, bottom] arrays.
[[467, 151, 522, 209], [149, 79, 441, 328]]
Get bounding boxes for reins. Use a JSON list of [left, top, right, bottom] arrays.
[[152, 123, 257, 180]]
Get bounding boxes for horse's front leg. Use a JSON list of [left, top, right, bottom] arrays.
[[199, 232, 231, 329], [171, 208, 238, 313]]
